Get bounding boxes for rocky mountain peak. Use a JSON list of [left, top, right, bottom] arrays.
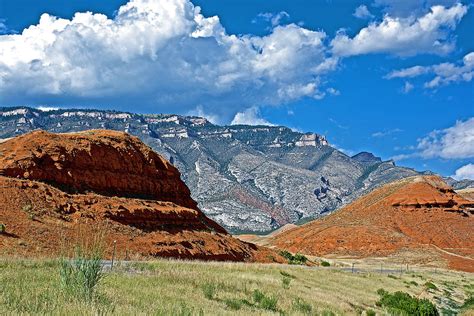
[[351, 151, 382, 165]]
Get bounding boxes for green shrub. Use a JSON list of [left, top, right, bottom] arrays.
[[223, 298, 242, 310], [366, 309, 376, 316], [282, 276, 291, 289], [202, 283, 216, 300], [293, 298, 312, 314], [293, 254, 308, 264], [460, 296, 474, 312], [280, 250, 293, 260], [279, 251, 308, 265], [175, 303, 194, 316], [58, 230, 106, 302], [279, 271, 296, 279], [424, 282, 438, 291], [260, 295, 278, 311], [252, 289, 264, 303], [321, 260, 330, 267], [0, 223, 5, 234], [252, 289, 278, 311], [59, 244, 104, 302], [376, 289, 439, 315]]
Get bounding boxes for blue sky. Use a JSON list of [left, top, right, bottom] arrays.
[[0, 0, 473, 179]]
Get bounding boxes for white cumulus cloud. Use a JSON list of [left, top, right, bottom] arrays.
[[392, 118, 474, 161], [386, 51, 474, 88], [0, 0, 335, 122], [231, 107, 274, 126], [386, 66, 431, 79], [353, 5, 374, 19], [36, 106, 60, 112], [392, 117, 474, 162], [416, 118, 474, 159], [331, 3, 467, 57], [373, 0, 459, 17], [0, 0, 470, 122], [452, 163, 474, 180], [255, 11, 290, 27], [187, 105, 220, 125]]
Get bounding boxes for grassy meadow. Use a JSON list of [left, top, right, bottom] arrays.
[[1, 258, 473, 315]]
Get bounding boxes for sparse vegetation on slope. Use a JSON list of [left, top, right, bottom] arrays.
[[460, 296, 474, 314], [0, 258, 472, 315], [376, 289, 439, 315], [279, 250, 308, 265]]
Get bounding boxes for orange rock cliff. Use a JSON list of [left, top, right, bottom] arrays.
[[0, 130, 282, 263]]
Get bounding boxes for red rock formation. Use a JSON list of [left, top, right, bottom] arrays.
[[0, 130, 283, 263], [268, 176, 474, 272], [0, 130, 197, 209]]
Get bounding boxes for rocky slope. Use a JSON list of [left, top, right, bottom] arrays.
[[268, 176, 474, 272], [1, 106, 469, 233], [0, 130, 280, 262], [0, 130, 198, 209]]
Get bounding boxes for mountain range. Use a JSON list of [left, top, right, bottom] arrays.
[[0, 106, 472, 233]]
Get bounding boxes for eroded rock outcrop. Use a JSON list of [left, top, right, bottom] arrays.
[[268, 176, 474, 272], [0, 130, 282, 262], [389, 176, 474, 214], [0, 130, 197, 209]]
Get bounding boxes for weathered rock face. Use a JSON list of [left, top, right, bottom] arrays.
[[0, 130, 283, 262], [4, 107, 471, 233], [0, 130, 197, 209], [0, 176, 260, 260], [268, 176, 474, 272], [389, 176, 473, 211], [0, 106, 434, 233]]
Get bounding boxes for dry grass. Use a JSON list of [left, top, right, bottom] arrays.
[[0, 258, 473, 315]]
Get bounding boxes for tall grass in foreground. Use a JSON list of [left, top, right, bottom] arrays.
[[59, 225, 106, 302], [59, 246, 104, 301], [1, 258, 472, 315]]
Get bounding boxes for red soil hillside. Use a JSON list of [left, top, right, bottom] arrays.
[[0, 130, 282, 263], [269, 176, 474, 271], [0, 130, 196, 209]]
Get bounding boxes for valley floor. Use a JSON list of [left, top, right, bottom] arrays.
[[1, 258, 473, 315]]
